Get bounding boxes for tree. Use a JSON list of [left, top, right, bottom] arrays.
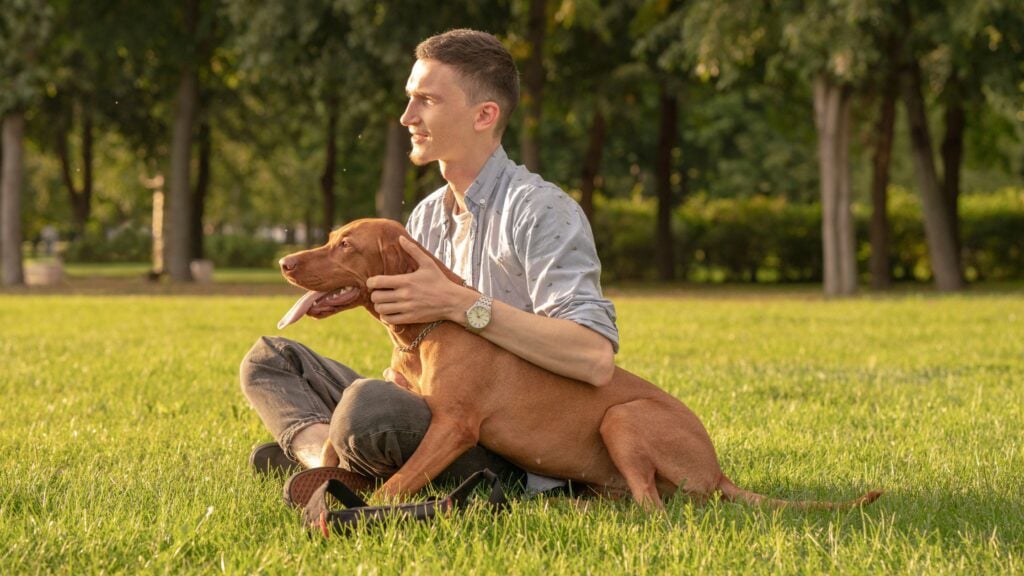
[[681, 0, 891, 295], [632, 0, 687, 281], [1, 0, 52, 286], [898, 2, 963, 291], [518, 0, 548, 172], [867, 40, 900, 290]]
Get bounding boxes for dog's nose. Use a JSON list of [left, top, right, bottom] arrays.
[[279, 255, 297, 272]]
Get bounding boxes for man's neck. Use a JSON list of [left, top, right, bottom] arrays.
[[439, 141, 500, 213]]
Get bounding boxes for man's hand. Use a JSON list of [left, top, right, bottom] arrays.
[[366, 236, 476, 325]]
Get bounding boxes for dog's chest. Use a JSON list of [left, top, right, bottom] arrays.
[[390, 350, 425, 392]]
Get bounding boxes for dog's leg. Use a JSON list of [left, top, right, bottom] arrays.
[[599, 402, 665, 511], [374, 415, 480, 499]]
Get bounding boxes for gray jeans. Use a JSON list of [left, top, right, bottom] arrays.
[[239, 336, 523, 485]]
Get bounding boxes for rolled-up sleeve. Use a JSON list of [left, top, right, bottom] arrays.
[[511, 185, 620, 352]]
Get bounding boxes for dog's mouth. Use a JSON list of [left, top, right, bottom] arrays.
[[277, 286, 359, 329]]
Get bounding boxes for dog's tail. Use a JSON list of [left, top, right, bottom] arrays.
[[716, 476, 882, 510]]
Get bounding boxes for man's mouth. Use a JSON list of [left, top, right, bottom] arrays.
[[410, 133, 428, 144], [277, 286, 359, 329]]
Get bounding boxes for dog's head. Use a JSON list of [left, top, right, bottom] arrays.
[[277, 218, 419, 327]]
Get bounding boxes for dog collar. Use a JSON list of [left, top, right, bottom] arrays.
[[394, 320, 444, 353]]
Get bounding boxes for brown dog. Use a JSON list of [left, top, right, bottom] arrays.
[[278, 218, 881, 510]]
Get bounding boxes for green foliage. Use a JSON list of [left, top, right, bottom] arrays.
[[4, 0, 1021, 290], [0, 0, 52, 114], [1, 294, 1022, 573], [959, 188, 1024, 281], [592, 188, 1024, 283], [63, 225, 283, 269], [203, 234, 281, 269], [63, 223, 151, 263]]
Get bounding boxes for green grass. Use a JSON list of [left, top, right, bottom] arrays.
[[1, 291, 1022, 574]]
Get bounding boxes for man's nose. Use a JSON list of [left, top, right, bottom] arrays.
[[400, 101, 416, 126]]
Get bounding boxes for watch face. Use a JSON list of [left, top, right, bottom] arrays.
[[468, 305, 490, 329]]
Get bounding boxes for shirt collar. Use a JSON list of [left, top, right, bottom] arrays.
[[461, 146, 508, 212]]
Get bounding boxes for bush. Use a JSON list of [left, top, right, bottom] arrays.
[[589, 187, 1024, 283], [64, 223, 151, 263], [592, 197, 659, 281], [64, 225, 282, 269], [203, 234, 280, 269]]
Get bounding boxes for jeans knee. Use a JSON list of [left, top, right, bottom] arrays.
[[329, 379, 404, 438], [239, 336, 287, 398], [328, 379, 430, 476]]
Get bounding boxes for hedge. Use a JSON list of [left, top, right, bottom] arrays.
[[61, 186, 1021, 284], [64, 225, 282, 269], [591, 187, 1023, 283]]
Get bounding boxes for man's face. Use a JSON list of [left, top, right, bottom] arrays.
[[400, 59, 478, 166]]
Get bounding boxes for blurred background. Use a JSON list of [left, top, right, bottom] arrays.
[[0, 0, 1021, 293]]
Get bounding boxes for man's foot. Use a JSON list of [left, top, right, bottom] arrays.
[[282, 467, 377, 508], [249, 442, 301, 476]]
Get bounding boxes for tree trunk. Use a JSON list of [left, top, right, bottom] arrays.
[[57, 104, 94, 237], [869, 74, 897, 290], [813, 75, 857, 297], [377, 120, 409, 223], [190, 116, 211, 260], [519, 0, 546, 172], [655, 84, 678, 282], [579, 105, 606, 224], [319, 95, 339, 242], [167, 0, 201, 282], [902, 60, 963, 291], [167, 64, 199, 282], [941, 71, 965, 261], [1, 113, 25, 286]]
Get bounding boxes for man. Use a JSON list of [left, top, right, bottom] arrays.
[[241, 29, 618, 493]]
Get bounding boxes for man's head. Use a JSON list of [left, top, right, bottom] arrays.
[[415, 29, 519, 135]]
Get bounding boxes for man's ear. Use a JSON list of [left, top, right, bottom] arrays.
[[474, 101, 500, 133]]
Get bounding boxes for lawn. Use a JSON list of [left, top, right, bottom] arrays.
[[1, 289, 1021, 574]]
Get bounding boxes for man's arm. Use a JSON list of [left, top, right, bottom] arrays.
[[366, 236, 615, 387]]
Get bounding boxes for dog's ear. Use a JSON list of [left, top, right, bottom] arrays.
[[378, 235, 418, 276]]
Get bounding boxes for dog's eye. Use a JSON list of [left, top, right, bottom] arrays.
[[339, 238, 351, 248]]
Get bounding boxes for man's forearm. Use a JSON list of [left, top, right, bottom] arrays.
[[450, 291, 615, 386]]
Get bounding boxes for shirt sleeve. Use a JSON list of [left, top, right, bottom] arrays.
[[510, 185, 620, 353]]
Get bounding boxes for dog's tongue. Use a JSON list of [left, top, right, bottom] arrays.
[[278, 290, 325, 329]]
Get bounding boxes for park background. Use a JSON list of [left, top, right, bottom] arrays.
[[2, 1, 1023, 574], [1, 0, 1021, 291]]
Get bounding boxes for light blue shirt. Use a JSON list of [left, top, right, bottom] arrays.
[[406, 146, 619, 352]]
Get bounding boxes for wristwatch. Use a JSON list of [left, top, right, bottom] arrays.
[[465, 294, 493, 333]]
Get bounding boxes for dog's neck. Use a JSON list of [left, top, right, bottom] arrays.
[[374, 242, 475, 352], [365, 235, 479, 354], [388, 319, 444, 353]]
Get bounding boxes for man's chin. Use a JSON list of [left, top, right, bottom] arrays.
[[407, 151, 432, 166], [407, 143, 437, 166]]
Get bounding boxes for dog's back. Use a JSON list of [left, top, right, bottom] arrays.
[[403, 322, 723, 496]]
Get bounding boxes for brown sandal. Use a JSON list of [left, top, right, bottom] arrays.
[[283, 467, 376, 508]]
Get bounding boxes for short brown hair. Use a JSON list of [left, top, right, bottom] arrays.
[[415, 29, 520, 134]]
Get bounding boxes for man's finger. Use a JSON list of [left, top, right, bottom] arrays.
[[370, 289, 401, 304], [399, 236, 436, 267], [367, 274, 403, 290]]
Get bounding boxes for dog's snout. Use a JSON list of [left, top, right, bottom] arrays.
[[279, 255, 298, 272]]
